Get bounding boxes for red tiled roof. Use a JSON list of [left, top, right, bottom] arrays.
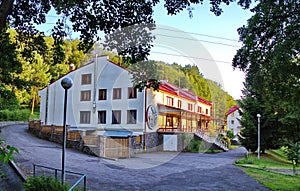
[[227, 105, 239, 116], [159, 82, 212, 106]]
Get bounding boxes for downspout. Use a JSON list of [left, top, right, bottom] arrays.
[[45, 83, 49, 125], [143, 88, 147, 151], [93, 54, 97, 114]]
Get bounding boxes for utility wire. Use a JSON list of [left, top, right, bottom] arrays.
[[155, 33, 240, 47], [150, 51, 233, 64], [158, 27, 239, 42]]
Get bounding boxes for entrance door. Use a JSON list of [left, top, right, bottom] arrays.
[[163, 134, 177, 151], [166, 116, 173, 126]]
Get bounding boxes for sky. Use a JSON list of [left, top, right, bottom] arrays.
[[37, 2, 254, 100], [149, 2, 255, 99]]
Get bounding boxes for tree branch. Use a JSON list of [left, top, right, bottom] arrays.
[[0, 0, 14, 30]]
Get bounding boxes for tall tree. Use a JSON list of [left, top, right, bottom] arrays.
[[233, 0, 300, 150], [0, 0, 255, 63]]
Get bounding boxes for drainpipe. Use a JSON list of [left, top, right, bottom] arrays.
[[93, 54, 97, 114], [143, 88, 147, 151]]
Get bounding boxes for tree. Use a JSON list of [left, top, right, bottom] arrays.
[[233, 0, 300, 150], [0, 0, 256, 63]]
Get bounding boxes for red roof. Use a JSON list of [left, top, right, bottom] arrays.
[[159, 82, 212, 106], [227, 105, 239, 116]]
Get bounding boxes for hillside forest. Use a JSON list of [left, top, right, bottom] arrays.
[[1, 30, 236, 122]]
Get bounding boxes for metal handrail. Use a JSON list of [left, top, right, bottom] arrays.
[[33, 163, 86, 191]]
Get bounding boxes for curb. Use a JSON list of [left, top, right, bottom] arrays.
[[8, 160, 27, 182]]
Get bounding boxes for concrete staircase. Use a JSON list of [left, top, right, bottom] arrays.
[[194, 132, 229, 151]]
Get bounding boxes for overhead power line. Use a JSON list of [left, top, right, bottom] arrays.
[[155, 33, 240, 48], [158, 27, 239, 42], [150, 51, 233, 64]]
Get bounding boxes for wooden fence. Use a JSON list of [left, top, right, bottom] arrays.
[[28, 120, 133, 159]]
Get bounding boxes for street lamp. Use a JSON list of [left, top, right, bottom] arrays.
[[61, 77, 73, 184], [257, 113, 261, 160]]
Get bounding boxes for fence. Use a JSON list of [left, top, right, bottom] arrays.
[[28, 120, 134, 159], [33, 163, 86, 191]]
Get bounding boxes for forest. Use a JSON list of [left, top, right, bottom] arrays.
[[0, 30, 235, 122]]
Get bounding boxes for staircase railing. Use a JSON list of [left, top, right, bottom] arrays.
[[195, 131, 229, 151]]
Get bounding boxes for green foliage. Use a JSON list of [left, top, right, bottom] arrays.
[[0, 86, 19, 110], [187, 138, 202, 152], [0, 109, 30, 121], [244, 168, 300, 191], [226, 130, 235, 140], [233, 0, 300, 152], [0, 138, 19, 176], [283, 142, 300, 175], [24, 175, 72, 191]]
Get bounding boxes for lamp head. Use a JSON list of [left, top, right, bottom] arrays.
[[61, 77, 73, 90], [257, 114, 261, 118]]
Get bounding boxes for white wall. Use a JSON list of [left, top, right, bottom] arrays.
[[39, 56, 146, 133]]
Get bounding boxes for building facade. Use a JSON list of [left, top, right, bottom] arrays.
[[226, 105, 242, 136], [39, 56, 212, 151]]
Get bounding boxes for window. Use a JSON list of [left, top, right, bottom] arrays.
[[231, 120, 234, 125], [113, 88, 122, 99], [112, 110, 121, 124], [197, 106, 202, 113], [81, 74, 92, 85], [80, 111, 90, 124], [166, 96, 174, 106], [206, 109, 209, 115], [178, 100, 182, 108], [127, 110, 137, 124], [98, 89, 107, 100], [98, 111, 106, 124], [128, 87, 137, 99], [188, 103, 193, 111], [80, 90, 91, 101]]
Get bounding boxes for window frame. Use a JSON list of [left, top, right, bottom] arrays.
[[98, 110, 106, 124], [80, 111, 91, 124], [112, 110, 121, 124], [81, 74, 92, 85], [80, 90, 91, 101], [188, 103, 193, 111], [166, 96, 174, 107], [113, 88, 122, 100], [128, 87, 137, 99], [178, 100, 182, 109], [98, 89, 107, 100], [127, 110, 137, 124]]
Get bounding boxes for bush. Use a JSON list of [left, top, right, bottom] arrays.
[[0, 109, 30, 121], [24, 175, 71, 191], [187, 138, 202, 152]]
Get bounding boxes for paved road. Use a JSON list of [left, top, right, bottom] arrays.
[[1, 124, 270, 191]]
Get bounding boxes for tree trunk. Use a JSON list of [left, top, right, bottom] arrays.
[[31, 94, 35, 115], [0, 0, 14, 30]]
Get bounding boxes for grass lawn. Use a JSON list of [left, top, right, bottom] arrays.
[[243, 168, 300, 191], [235, 148, 300, 191]]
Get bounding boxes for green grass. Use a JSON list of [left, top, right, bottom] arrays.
[[235, 153, 292, 169], [243, 168, 300, 191], [29, 111, 40, 120], [236, 149, 300, 190]]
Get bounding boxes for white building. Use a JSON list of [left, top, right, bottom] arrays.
[[226, 105, 241, 136], [38, 56, 213, 151]]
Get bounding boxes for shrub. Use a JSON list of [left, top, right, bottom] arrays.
[[187, 138, 202, 152], [0, 109, 30, 121], [24, 175, 70, 191]]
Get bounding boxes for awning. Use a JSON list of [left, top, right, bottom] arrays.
[[104, 130, 133, 138], [158, 104, 181, 113]]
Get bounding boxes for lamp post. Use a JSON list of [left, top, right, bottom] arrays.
[[61, 77, 73, 184], [257, 113, 261, 160]]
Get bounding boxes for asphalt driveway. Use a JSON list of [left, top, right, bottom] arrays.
[[1, 124, 270, 191]]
